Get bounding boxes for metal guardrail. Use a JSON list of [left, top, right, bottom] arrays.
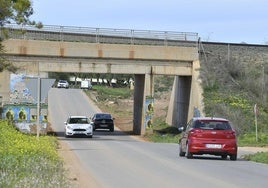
[[1, 23, 198, 46]]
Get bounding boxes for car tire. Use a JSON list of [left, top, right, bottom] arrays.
[[230, 154, 237, 161], [186, 143, 193, 159], [221, 155, 227, 160], [179, 143, 186, 157], [88, 135, 93, 138], [110, 127, 114, 132]]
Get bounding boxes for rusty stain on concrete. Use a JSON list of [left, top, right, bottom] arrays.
[[129, 50, 134, 59], [19, 46, 27, 55], [98, 50, 103, 57], [60, 48, 65, 57]]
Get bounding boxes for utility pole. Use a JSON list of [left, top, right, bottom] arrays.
[[37, 77, 41, 138]]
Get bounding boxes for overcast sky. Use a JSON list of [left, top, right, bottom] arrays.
[[31, 0, 268, 44]]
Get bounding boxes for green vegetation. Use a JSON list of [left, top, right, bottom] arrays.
[[0, 120, 70, 187], [243, 152, 268, 164], [238, 132, 268, 147], [144, 118, 180, 143], [93, 85, 133, 101]]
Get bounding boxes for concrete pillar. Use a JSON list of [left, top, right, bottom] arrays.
[[166, 60, 204, 127], [133, 74, 145, 135], [143, 73, 154, 134], [188, 60, 204, 119], [166, 76, 191, 127], [133, 73, 154, 135]]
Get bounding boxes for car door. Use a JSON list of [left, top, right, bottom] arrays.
[[180, 119, 193, 151]]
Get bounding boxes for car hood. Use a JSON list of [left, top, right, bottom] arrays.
[[67, 124, 92, 128]]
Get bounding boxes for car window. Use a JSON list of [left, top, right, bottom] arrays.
[[68, 118, 89, 124], [96, 114, 112, 119], [194, 120, 231, 130]]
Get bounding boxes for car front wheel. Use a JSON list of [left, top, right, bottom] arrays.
[[179, 143, 186, 157]]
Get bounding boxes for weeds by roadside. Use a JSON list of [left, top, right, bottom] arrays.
[[0, 120, 71, 187]]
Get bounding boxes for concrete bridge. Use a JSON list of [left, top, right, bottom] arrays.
[[0, 24, 203, 135]]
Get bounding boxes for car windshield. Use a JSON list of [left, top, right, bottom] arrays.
[[194, 120, 231, 130], [95, 113, 112, 119], [69, 118, 89, 124]]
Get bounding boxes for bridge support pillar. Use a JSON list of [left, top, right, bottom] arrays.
[[167, 76, 191, 127], [133, 73, 154, 135], [166, 60, 203, 127]]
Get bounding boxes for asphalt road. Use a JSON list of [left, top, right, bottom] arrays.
[[48, 88, 268, 188]]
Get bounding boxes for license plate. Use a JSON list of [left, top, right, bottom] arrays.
[[100, 124, 108, 127], [76, 131, 84, 134], [206, 144, 222, 149]]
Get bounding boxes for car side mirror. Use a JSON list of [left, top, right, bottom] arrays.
[[64, 122, 67, 125], [178, 127, 184, 132]]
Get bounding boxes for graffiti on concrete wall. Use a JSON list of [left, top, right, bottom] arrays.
[[144, 96, 154, 129]]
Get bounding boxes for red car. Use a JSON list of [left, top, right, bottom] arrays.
[[179, 117, 237, 160]]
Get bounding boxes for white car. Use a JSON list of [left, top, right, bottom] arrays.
[[64, 116, 93, 138], [57, 80, 69, 88]]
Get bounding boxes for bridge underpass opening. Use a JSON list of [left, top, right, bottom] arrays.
[[48, 72, 181, 135]]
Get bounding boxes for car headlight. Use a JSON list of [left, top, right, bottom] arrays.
[[66, 125, 73, 130]]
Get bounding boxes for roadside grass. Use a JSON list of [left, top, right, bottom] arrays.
[[243, 152, 268, 164], [237, 132, 268, 164], [92, 85, 132, 101], [89, 85, 268, 164], [143, 117, 181, 143], [238, 132, 268, 147], [0, 120, 71, 187]]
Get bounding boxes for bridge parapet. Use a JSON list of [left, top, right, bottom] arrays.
[[1, 24, 198, 47]]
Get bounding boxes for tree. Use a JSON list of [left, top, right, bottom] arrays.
[[0, 0, 40, 72], [0, 0, 37, 26]]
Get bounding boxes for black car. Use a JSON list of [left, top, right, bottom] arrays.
[[90, 113, 114, 132]]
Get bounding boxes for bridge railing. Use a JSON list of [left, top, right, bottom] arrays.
[[1, 24, 198, 47]]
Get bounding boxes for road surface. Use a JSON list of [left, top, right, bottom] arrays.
[[48, 88, 268, 188]]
